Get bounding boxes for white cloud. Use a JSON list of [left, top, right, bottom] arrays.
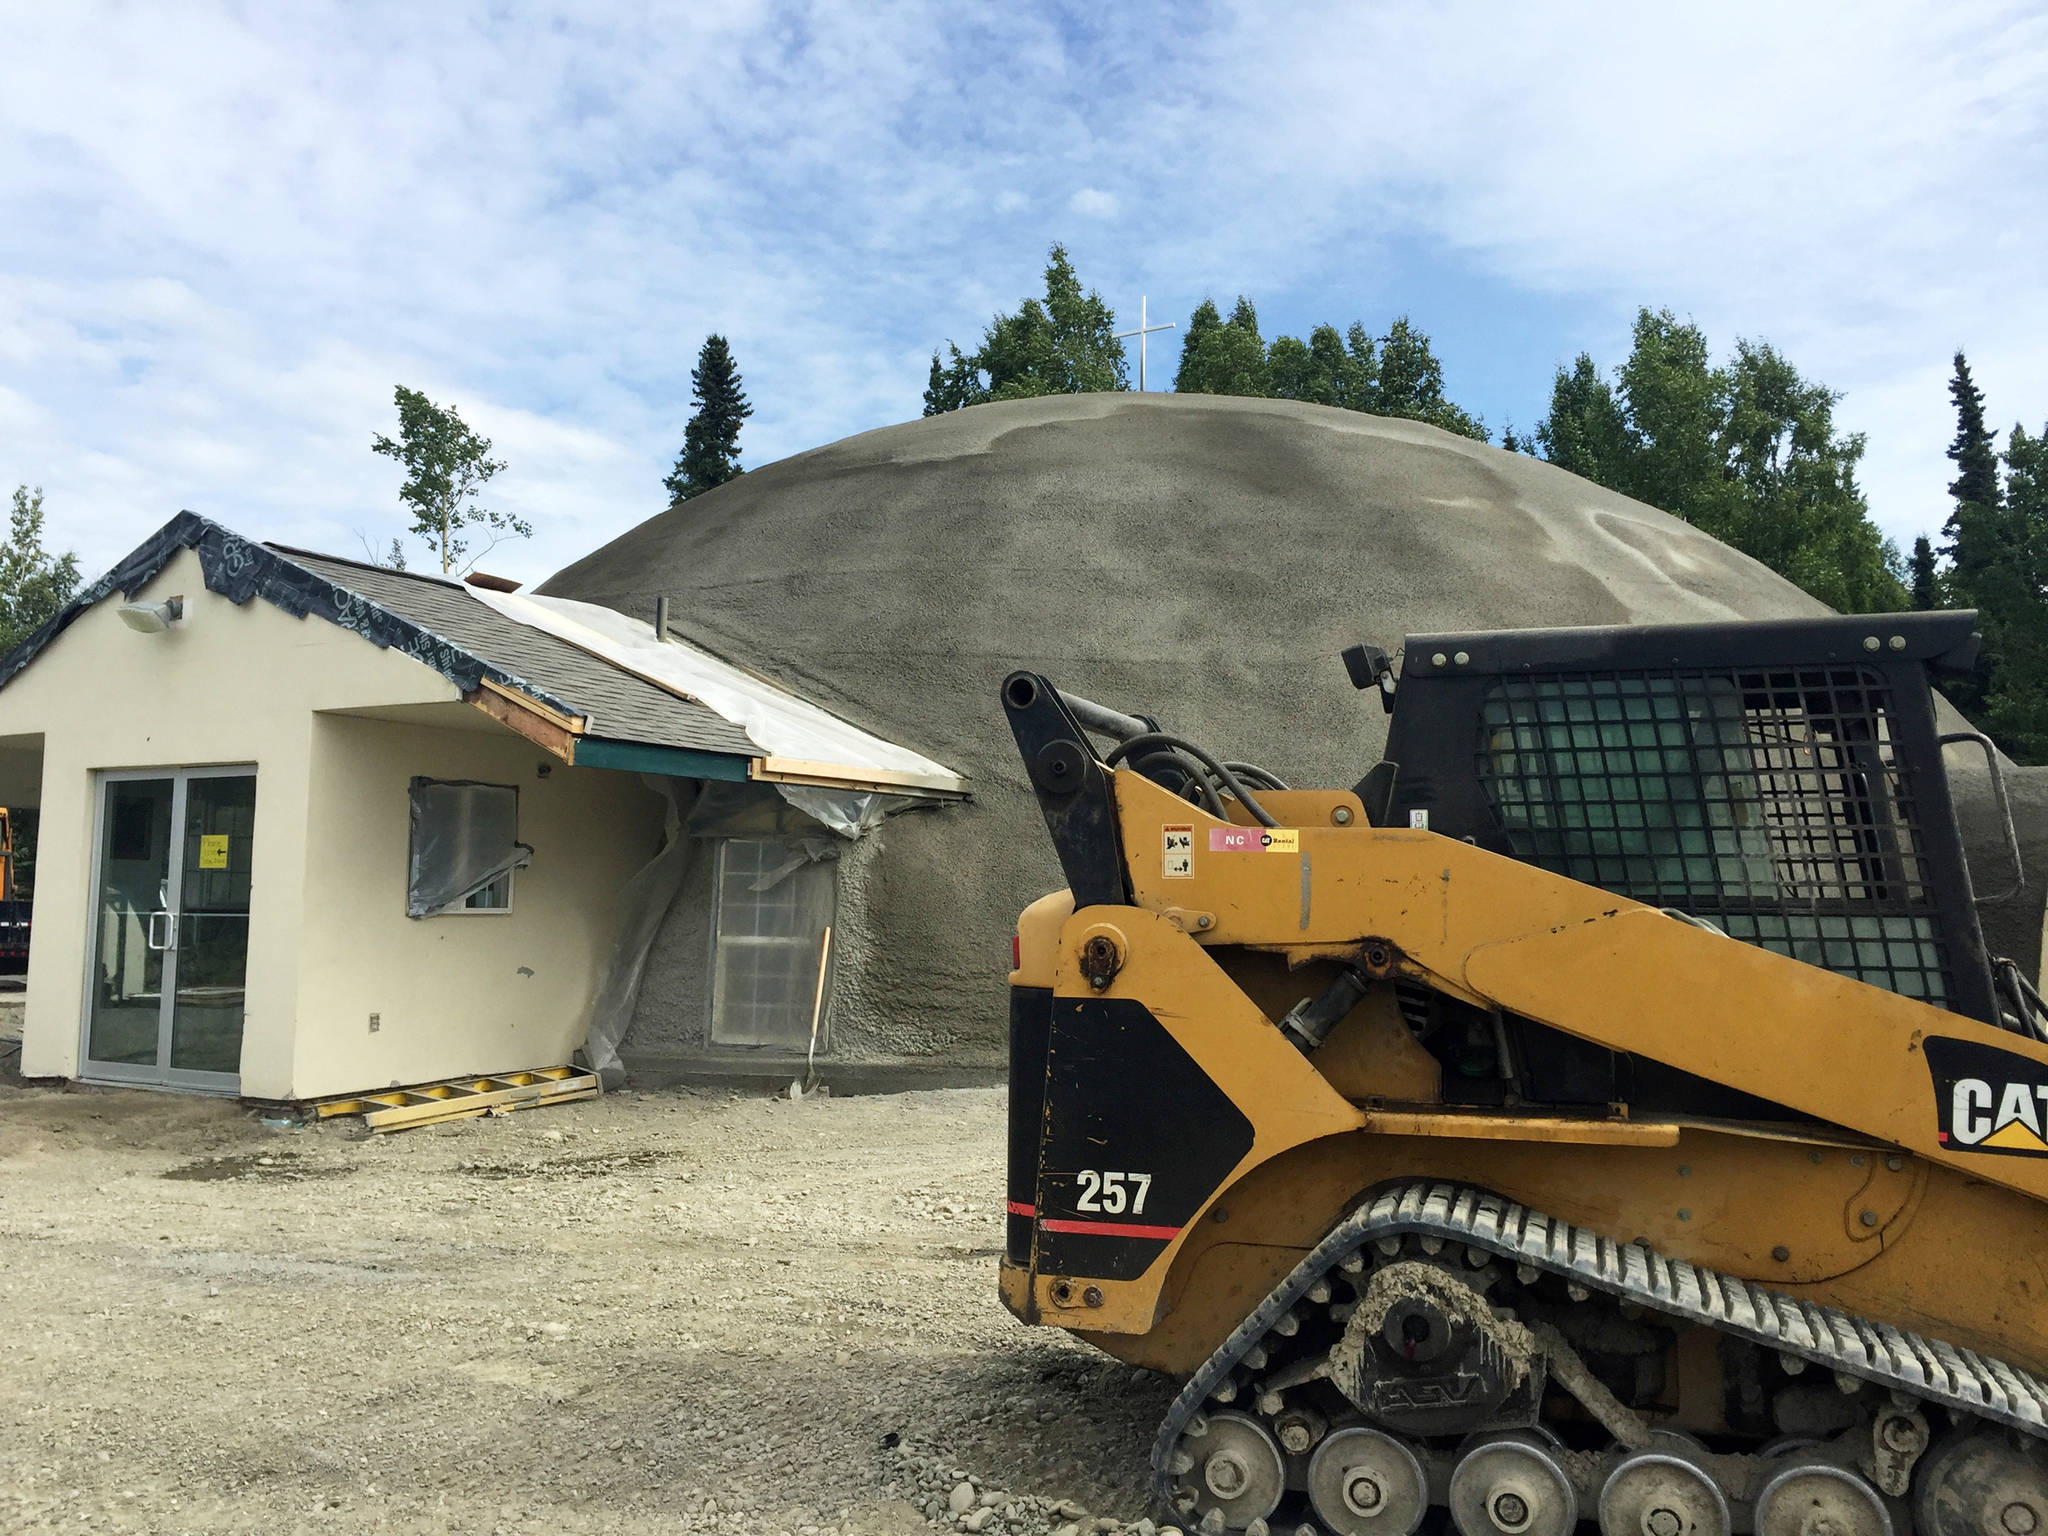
[[1185, 0, 2048, 545], [0, 0, 2042, 582]]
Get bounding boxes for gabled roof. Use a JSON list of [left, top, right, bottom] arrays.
[[277, 547, 759, 761], [0, 512, 966, 798]]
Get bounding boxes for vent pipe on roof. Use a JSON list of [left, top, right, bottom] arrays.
[[654, 595, 672, 642]]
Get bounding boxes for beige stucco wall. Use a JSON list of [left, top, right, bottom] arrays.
[[2, 546, 665, 1099], [293, 712, 663, 1098]]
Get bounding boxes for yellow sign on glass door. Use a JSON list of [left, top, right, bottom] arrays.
[[197, 834, 229, 870]]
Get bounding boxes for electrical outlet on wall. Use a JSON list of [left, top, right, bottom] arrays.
[[368, 1012, 381, 1034]]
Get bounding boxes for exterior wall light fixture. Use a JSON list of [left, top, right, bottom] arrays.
[[117, 597, 185, 633]]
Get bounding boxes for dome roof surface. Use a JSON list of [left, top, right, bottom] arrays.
[[544, 392, 1826, 790]]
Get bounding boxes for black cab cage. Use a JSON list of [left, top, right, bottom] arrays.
[[1370, 610, 1999, 1027]]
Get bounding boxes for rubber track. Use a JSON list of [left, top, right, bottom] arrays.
[[1149, 1180, 2048, 1516]]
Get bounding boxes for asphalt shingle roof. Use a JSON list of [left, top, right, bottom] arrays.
[[278, 549, 760, 759]]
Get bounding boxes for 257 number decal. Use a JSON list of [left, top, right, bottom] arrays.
[[1074, 1170, 1153, 1215]]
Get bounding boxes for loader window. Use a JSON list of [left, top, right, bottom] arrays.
[[1478, 669, 1949, 1005]]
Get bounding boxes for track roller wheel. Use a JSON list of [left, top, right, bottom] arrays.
[[1172, 1409, 1285, 1532], [1753, 1463, 1892, 1536], [1598, 1446, 1731, 1536], [1914, 1433, 2048, 1536], [1449, 1432, 1577, 1536], [1306, 1426, 1428, 1536]]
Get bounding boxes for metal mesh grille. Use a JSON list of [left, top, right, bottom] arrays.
[[1477, 668, 1950, 1005]]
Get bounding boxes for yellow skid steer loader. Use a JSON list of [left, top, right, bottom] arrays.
[[998, 612, 2047, 1536]]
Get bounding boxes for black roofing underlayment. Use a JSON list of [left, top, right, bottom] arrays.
[[0, 512, 585, 715], [0, 512, 759, 761]]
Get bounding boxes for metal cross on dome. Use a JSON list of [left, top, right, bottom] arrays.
[[1115, 296, 1176, 392]]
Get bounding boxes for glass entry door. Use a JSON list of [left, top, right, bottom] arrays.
[[83, 768, 257, 1092]]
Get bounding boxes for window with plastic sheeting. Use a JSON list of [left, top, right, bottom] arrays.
[[406, 780, 533, 918], [710, 838, 836, 1050]]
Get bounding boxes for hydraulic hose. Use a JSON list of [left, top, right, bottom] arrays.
[[1053, 690, 1151, 745], [1106, 732, 1278, 828]]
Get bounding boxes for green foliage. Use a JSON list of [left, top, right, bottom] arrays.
[[1938, 359, 2048, 763], [1709, 339, 1899, 613], [1171, 302, 1484, 439], [1609, 310, 1726, 525], [666, 335, 754, 503], [1535, 355, 1628, 482], [1171, 300, 1223, 393], [1910, 535, 1939, 610], [1373, 317, 1486, 439], [1945, 353, 2001, 512], [924, 245, 1128, 410], [1266, 323, 1368, 406], [0, 486, 81, 659], [1535, 310, 1905, 615], [1979, 423, 2048, 760], [370, 387, 524, 574], [1174, 296, 1270, 396]]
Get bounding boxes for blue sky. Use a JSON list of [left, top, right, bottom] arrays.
[[5, 1, 2046, 585]]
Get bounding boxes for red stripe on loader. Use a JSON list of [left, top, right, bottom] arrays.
[[1038, 1217, 1182, 1241]]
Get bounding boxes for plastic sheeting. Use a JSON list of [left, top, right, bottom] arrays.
[[406, 780, 533, 918], [685, 780, 853, 890], [775, 781, 903, 839], [580, 776, 699, 1087]]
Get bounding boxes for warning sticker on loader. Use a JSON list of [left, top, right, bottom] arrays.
[[1162, 825, 1194, 879], [1209, 827, 1299, 853], [1926, 1035, 2048, 1157]]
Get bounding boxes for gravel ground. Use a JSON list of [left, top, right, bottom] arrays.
[[0, 1079, 1184, 1536]]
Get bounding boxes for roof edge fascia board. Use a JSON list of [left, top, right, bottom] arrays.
[[467, 682, 585, 762], [572, 736, 752, 782], [750, 756, 971, 800], [0, 513, 583, 729]]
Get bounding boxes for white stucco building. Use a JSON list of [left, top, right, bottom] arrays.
[[0, 514, 963, 1100]]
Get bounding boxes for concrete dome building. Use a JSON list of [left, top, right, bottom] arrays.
[[543, 393, 2048, 1083]]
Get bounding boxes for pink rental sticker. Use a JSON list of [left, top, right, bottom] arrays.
[[1209, 827, 1299, 852]]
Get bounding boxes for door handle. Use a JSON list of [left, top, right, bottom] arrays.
[[146, 910, 178, 951]]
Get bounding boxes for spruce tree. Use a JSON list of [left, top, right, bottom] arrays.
[[1945, 352, 2001, 513], [665, 335, 753, 504], [1936, 353, 2005, 712], [1910, 535, 1939, 610], [1984, 424, 2048, 760]]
